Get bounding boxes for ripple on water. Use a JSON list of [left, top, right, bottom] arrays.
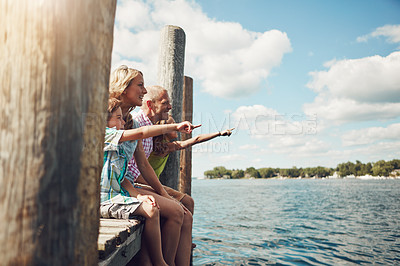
[[192, 179, 400, 265]]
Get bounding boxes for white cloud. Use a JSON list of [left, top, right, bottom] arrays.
[[218, 153, 245, 162], [112, 0, 292, 98], [115, 0, 154, 30], [268, 136, 400, 168], [304, 97, 400, 124], [231, 104, 279, 121], [228, 105, 330, 161], [267, 135, 306, 150], [239, 144, 259, 150], [327, 141, 400, 165], [357, 24, 400, 43], [361, 141, 400, 160], [341, 123, 400, 146], [230, 104, 279, 135], [113, 29, 160, 62], [289, 139, 330, 155], [231, 105, 318, 137], [265, 135, 331, 158], [307, 52, 400, 103], [194, 29, 292, 98], [304, 51, 400, 124], [150, 0, 207, 31]]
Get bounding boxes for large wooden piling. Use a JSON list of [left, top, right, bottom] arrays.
[[157, 25, 186, 190], [180, 76, 193, 195], [0, 1, 116, 264]]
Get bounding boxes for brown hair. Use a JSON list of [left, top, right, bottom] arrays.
[[107, 98, 122, 121]]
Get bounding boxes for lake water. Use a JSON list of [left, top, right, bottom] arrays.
[[191, 178, 400, 265]]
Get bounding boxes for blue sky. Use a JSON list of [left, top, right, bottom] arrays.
[[112, 0, 400, 177]]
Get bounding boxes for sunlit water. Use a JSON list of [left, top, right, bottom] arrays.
[[191, 178, 400, 265]]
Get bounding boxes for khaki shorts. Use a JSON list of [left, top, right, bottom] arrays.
[[135, 183, 187, 202], [100, 202, 141, 219]]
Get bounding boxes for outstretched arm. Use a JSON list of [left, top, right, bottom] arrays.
[[120, 122, 201, 142], [161, 128, 234, 156]]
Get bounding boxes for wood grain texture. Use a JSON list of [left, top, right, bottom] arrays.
[[157, 25, 186, 190], [0, 0, 116, 264], [180, 76, 193, 195], [98, 218, 144, 262]]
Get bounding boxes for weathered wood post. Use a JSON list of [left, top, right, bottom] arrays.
[[157, 25, 186, 190], [180, 76, 193, 195], [0, 1, 116, 265]]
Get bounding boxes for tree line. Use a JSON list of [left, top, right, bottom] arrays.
[[203, 159, 400, 179]]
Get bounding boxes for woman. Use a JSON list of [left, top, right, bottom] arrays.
[[109, 65, 195, 266]]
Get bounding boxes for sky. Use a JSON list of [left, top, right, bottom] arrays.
[[111, 0, 400, 177]]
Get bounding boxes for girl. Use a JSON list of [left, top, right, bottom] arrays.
[[100, 98, 197, 265]]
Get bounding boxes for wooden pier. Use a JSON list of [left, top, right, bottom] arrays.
[[98, 218, 144, 266], [1, 0, 190, 262]]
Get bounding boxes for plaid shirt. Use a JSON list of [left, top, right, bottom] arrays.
[[100, 126, 140, 205], [125, 109, 153, 183]]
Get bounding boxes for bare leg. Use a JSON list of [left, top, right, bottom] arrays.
[[128, 237, 152, 266], [136, 187, 185, 266], [128, 244, 151, 266], [133, 202, 168, 266], [137, 183, 195, 215], [180, 195, 195, 214], [175, 210, 193, 266]]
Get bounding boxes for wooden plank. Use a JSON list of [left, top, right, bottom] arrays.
[[98, 235, 118, 259], [99, 227, 129, 245], [98, 218, 144, 265], [98, 228, 143, 266], [100, 218, 142, 228]]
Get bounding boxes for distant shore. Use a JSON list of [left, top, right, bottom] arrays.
[[202, 160, 400, 180], [194, 175, 400, 180]]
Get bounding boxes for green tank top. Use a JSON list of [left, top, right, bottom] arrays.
[[148, 152, 170, 178]]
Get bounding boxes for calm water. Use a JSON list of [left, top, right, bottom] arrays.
[[191, 178, 400, 265]]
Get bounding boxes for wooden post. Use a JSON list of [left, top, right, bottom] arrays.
[[157, 25, 186, 190], [180, 76, 193, 195], [0, 1, 116, 265]]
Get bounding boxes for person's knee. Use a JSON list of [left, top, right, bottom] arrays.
[[182, 195, 195, 214], [168, 202, 185, 225], [142, 202, 159, 219], [182, 210, 193, 228]]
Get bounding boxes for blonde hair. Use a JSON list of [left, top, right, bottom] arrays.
[[109, 65, 143, 99]]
